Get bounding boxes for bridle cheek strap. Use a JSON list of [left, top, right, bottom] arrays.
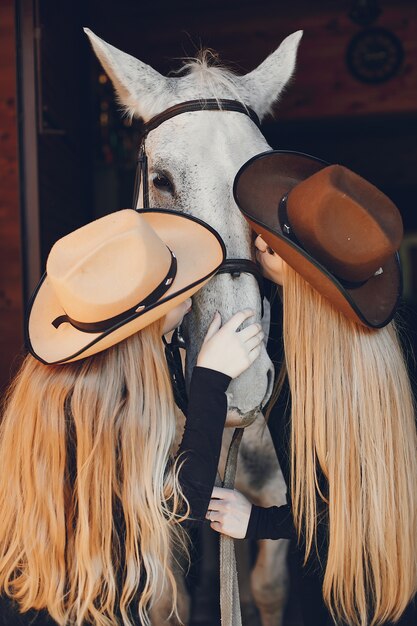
[[132, 143, 149, 210], [132, 99, 260, 210]]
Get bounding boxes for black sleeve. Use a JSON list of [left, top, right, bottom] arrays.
[[245, 504, 296, 540], [0, 597, 54, 625], [176, 366, 231, 523]]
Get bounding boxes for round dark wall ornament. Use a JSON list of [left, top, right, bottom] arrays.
[[346, 28, 404, 84]]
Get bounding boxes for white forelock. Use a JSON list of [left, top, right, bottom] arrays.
[[84, 28, 303, 121]]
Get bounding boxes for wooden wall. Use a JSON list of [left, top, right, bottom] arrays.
[[0, 0, 24, 393], [89, 0, 417, 120]]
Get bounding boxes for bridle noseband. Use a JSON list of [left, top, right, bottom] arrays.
[[133, 98, 265, 314]]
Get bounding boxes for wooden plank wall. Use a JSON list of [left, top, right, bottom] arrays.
[[0, 0, 24, 394], [91, 0, 417, 120]]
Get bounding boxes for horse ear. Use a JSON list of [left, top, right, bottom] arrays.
[[241, 30, 303, 120], [83, 28, 169, 120]]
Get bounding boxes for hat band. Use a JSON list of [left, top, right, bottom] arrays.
[[278, 195, 368, 290], [51, 247, 177, 334]]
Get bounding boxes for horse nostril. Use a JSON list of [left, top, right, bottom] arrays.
[[262, 365, 275, 409]]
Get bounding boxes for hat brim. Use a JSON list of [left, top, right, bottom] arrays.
[[27, 209, 226, 364], [233, 150, 401, 328]]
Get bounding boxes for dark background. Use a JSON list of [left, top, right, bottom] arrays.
[[0, 1, 416, 623], [14, 0, 417, 390]]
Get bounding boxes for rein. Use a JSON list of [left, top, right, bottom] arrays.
[[133, 99, 265, 626]]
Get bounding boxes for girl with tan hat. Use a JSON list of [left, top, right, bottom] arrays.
[[0, 208, 264, 625], [208, 152, 417, 626]]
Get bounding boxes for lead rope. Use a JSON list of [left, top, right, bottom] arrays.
[[216, 410, 258, 626], [216, 428, 243, 626]]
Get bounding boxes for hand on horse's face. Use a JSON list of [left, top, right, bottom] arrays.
[[255, 235, 284, 286], [196, 309, 264, 379], [162, 298, 192, 335]]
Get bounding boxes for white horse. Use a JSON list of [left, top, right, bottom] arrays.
[[85, 28, 302, 626]]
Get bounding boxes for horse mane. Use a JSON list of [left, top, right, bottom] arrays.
[[119, 49, 249, 122], [171, 49, 247, 106]]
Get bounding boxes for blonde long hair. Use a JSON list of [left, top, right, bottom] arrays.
[[0, 320, 189, 626], [281, 264, 417, 626]]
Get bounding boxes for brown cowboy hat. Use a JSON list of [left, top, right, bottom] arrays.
[[27, 208, 226, 364], [233, 150, 403, 328]]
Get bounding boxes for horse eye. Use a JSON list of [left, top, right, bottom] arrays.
[[152, 173, 174, 193]]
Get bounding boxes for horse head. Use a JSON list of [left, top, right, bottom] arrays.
[[85, 28, 302, 426]]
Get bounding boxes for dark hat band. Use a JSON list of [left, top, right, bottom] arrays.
[[278, 195, 368, 290], [51, 247, 177, 334]]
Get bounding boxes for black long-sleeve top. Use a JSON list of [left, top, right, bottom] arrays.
[[178, 366, 231, 522], [0, 366, 231, 626]]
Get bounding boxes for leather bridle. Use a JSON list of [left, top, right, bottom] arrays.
[[134, 99, 265, 626], [132, 98, 265, 313]]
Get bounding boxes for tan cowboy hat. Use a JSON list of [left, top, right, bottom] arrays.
[[27, 208, 226, 364], [233, 150, 403, 328]]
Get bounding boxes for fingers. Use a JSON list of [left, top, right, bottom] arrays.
[[206, 488, 253, 539], [210, 520, 222, 533], [248, 345, 262, 363], [222, 308, 255, 332], [245, 332, 264, 352], [202, 311, 222, 343], [206, 507, 223, 522], [204, 311, 261, 339], [238, 322, 262, 341], [207, 494, 233, 512], [211, 486, 233, 499], [207, 499, 225, 513]]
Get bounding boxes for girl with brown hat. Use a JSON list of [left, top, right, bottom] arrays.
[[0, 208, 264, 625], [207, 152, 417, 626]]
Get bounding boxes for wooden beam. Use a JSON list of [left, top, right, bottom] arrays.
[[0, 0, 25, 391]]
